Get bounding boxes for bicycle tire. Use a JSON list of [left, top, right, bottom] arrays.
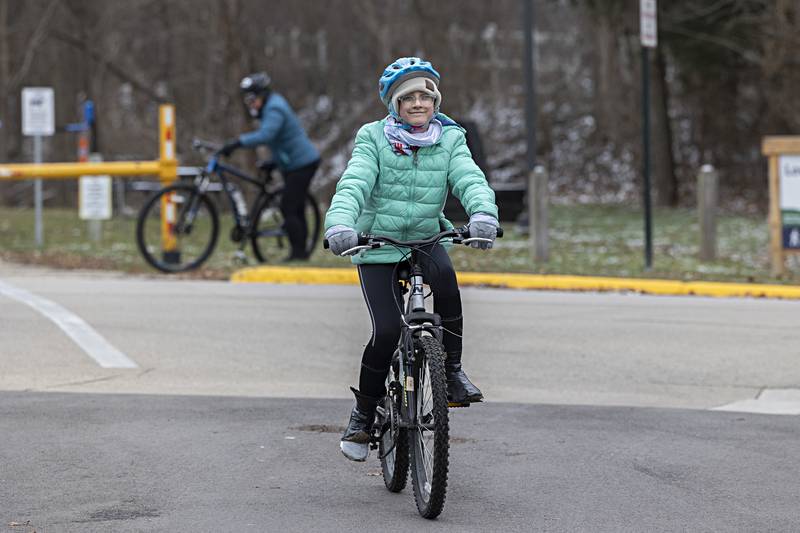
[[379, 365, 409, 492], [250, 190, 321, 262], [136, 183, 219, 273], [409, 335, 450, 519]]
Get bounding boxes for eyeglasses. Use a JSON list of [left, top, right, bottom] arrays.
[[243, 93, 259, 105], [398, 93, 435, 106]]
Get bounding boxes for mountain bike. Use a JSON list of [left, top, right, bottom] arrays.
[[324, 224, 503, 519], [136, 139, 321, 273]]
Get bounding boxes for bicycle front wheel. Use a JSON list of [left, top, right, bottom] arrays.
[[379, 363, 409, 492], [409, 335, 450, 519], [250, 190, 321, 262], [136, 184, 219, 273]]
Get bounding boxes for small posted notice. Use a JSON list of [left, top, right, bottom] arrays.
[[79, 176, 112, 220]]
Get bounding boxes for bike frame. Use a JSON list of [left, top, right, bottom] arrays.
[[198, 156, 272, 231], [395, 254, 443, 432]]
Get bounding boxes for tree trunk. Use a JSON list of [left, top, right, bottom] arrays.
[[593, 15, 616, 139]]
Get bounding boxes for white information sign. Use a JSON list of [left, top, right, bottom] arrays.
[[779, 155, 800, 249], [640, 0, 658, 48], [79, 176, 113, 220], [22, 87, 55, 136]]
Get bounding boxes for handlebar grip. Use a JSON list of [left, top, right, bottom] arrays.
[[460, 225, 504, 239], [324, 235, 370, 249]]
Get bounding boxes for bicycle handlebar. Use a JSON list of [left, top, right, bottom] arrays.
[[322, 225, 504, 251], [192, 138, 222, 154]]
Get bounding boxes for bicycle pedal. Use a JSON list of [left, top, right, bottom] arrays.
[[447, 402, 470, 408]]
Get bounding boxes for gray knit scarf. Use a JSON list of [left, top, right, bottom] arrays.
[[383, 116, 443, 156]]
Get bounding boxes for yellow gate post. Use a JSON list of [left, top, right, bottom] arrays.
[[762, 136, 800, 276], [158, 104, 180, 265]]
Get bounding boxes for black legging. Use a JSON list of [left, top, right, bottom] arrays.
[[356, 244, 462, 398], [281, 159, 319, 258]]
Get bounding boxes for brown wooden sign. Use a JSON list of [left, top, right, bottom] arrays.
[[762, 136, 800, 275]]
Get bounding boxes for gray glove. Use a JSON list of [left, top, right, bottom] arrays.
[[325, 225, 359, 256], [467, 213, 499, 249]]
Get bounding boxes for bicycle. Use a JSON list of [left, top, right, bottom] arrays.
[[136, 139, 321, 273], [324, 224, 503, 519]]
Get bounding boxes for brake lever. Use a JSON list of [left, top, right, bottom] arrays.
[[461, 237, 493, 245], [340, 242, 383, 256]]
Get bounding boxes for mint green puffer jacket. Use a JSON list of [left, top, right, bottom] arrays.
[[324, 115, 498, 265]]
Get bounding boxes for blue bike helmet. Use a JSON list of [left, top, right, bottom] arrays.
[[378, 57, 441, 118]]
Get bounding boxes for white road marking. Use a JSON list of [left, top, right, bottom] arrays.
[[0, 279, 138, 369], [712, 389, 800, 415]]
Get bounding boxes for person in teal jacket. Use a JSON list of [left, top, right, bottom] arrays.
[[220, 72, 321, 261], [324, 57, 500, 462]]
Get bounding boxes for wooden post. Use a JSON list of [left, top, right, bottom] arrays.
[[697, 164, 718, 261], [768, 153, 784, 276], [528, 165, 548, 262]]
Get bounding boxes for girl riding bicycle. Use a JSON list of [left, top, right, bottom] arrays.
[[324, 57, 499, 462]]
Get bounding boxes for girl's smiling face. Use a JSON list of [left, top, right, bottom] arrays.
[[397, 91, 435, 128]]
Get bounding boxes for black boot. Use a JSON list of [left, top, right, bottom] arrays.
[[445, 354, 483, 404], [340, 387, 381, 461]]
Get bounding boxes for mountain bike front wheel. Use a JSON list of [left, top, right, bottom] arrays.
[[136, 184, 219, 273], [250, 190, 321, 262], [379, 364, 409, 493], [409, 335, 450, 519]]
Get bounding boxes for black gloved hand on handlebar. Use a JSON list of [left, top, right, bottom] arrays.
[[219, 139, 242, 157]]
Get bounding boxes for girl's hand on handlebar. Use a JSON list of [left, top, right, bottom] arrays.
[[467, 213, 499, 249], [324, 225, 359, 256]]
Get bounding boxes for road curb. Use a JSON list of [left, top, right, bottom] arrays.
[[230, 266, 800, 300]]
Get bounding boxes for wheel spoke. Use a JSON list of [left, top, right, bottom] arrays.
[[136, 185, 218, 273], [409, 337, 449, 518], [417, 426, 434, 483]]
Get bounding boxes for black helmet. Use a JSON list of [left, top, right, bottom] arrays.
[[240, 72, 271, 95]]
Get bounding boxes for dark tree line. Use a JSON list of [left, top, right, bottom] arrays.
[[1, 0, 797, 211]]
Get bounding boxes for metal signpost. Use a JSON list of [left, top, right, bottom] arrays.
[[640, 0, 657, 270], [522, 0, 537, 172], [21, 87, 55, 247]]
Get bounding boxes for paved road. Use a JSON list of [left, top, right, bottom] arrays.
[[2, 262, 800, 530], [2, 266, 800, 408], [3, 393, 799, 532]]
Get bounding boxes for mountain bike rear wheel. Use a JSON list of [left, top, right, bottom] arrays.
[[409, 335, 450, 519], [379, 365, 409, 492], [250, 190, 321, 262], [136, 184, 219, 273]]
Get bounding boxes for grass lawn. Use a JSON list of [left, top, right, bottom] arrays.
[[1, 204, 798, 284]]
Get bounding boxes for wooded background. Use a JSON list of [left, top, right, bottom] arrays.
[[1, 0, 797, 212]]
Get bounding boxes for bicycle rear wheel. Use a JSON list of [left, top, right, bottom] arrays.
[[409, 335, 450, 519], [379, 363, 409, 492], [136, 184, 219, 273], [250, 190, 321, 262]]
